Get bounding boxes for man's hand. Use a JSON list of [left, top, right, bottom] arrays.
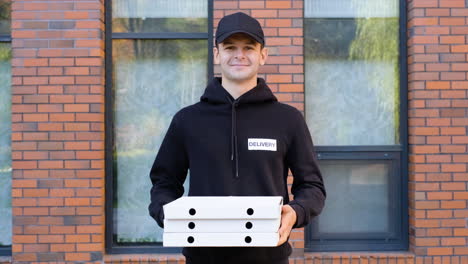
[[277, 204, 297, 246]]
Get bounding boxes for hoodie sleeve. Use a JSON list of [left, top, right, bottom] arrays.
[[285, 110, 326, 229], [148, 113, 189, 228]]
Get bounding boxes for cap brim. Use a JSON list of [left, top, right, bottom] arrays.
[[216, 30, 264, 46]]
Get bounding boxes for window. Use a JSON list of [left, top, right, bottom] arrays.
[[105, 0, 212, 253], [0, 0, 11, 257], [304, 0, 408, 251]]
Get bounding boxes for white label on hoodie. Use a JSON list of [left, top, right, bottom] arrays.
[[248, 138, 277, 151]]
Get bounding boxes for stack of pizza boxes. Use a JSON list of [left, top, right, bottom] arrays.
[[163, 196, 283, 247]]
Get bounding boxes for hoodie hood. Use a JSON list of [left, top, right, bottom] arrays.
[[200, 77, 278, 105]]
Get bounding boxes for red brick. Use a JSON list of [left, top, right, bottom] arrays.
[[13, 235, 37, 244], [38, 160, 64, 169], [427, 81, 450, 89], [49, 113, 75, 122], [426, 154, 451, 163], [238, 1, 264, 8], [76, 58, 103, 66], [413, 237, 440, 247], [411, 18, 439, 26], [440, 17, 465, 25], [23, 189, 48, 197], [414, 201, 440, 209], [65, 234, 90, 243], [278, 9, 302, 18], [441, 200, 466, 209], [440, 0, 465, 7], [76, 243, 101, 251], [75, 39, 101, 48], [427, 247, 453, 255], [38, 234, 64, 243], [427, 210, 453, 218], [49, 58, 74, 66], [65, 179, 90, 188], [412, 0, 438, 7], [65, 253, 90, 261], [50, 188, 74, 197], [440, 36, 465, 44], [50, 243, 75, 252], [266, 19, 292, 27], [38, 198, 64, 206], [23, 207, 49, 216], [77, 225, 101, 234]]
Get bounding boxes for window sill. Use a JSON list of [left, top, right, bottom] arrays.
[[104, 253, 184, 263], [305, 251, 415, 260], [0, 256, 11, 264]]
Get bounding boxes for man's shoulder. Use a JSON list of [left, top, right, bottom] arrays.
[[269, 101, 304, 120], [173, 102, 203, 120]]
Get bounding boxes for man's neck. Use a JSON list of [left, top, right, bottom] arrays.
[[221, 76, 258, 100]]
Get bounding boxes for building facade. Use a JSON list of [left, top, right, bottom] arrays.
[[0, 0, 467, 263]]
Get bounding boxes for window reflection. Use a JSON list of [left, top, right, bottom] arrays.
[[112, 0, 207, 33], [305, 0, 400, 145], [0, 0, 10, 35], [112, 40, 207, 243], [0, 42, 11, 247]]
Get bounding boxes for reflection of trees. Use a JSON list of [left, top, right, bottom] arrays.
[[111, 39, 207, 243], [348, 17, 400, 143], [112, 39, 206, 155], [114, 17, 207, 33], [304, 2, 400, 145], [0, 0, 11, 34]]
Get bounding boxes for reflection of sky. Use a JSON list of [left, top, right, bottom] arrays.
[[112, 43, 205, 242], [113, 0, 207, 18], [305, 0, 399, 18], [305, 60, 398, 146]]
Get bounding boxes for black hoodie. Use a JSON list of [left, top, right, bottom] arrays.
[[148, 77, 326, 263]]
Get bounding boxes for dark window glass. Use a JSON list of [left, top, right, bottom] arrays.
[[0, 0, 10, 35]]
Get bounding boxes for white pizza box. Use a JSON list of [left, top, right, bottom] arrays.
[[163, 196, 283, 220], [164, 218, 281, 233], [163, 232, 279, 247]]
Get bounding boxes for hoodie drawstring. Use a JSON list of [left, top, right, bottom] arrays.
[[229, 97, 239, 178]]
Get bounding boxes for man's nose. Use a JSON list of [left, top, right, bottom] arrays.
[[234, 49, 246, 58]]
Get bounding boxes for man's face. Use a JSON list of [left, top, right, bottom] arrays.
[[214, 33, 268, 84]]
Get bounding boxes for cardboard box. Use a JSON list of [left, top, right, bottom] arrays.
[[163, 196, 283, 219], [164, 218, 281, 233], [162, 196, 283, 247], [163, 232, 279, 247]]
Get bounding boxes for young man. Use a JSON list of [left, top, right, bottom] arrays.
[[148, 12, 326, 264]]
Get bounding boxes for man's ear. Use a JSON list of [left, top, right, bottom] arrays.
[[260, 47, 268, 66], [213, 46, 220, 64]]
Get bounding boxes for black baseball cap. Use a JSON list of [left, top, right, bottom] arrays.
[[215, 12, 265, 46]]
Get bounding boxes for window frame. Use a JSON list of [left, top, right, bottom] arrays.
[[304, 0, 408, 252], [104, 0, 214, 254], [0, 0, 11, 256]]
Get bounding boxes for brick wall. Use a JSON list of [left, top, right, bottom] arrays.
[[5, 0, 468, 263], [11, 0, 105, 262], [407, 0, 468, 263]]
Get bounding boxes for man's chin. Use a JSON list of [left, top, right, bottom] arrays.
[[225, 75, 256, 83]]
